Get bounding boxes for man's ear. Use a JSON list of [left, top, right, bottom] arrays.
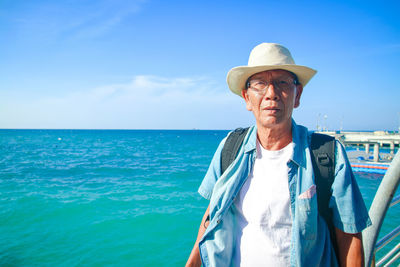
[[294, 84, 303, 108], [242, 89, 252, 111]]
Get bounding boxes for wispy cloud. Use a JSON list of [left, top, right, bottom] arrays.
[[0, 75, 248, 129], [9, 0, 146, 40], [63, 0, 146, 39]]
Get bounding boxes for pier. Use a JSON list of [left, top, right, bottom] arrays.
[[316, 131, 400, 162]]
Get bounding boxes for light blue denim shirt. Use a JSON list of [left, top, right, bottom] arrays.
[[198, 121, 371, 267]]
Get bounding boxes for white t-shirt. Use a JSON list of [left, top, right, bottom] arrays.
[[234, 139, 293, 266]]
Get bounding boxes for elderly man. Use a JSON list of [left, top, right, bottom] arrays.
[[186, 43, 371, 267]]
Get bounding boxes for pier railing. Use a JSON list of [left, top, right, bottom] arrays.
[[363, 150, 400, 266], [374, 195, 400, 266], [317, 131, 399, 162]]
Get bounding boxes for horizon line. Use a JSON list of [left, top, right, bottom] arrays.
[[0, 128, 398, 133]]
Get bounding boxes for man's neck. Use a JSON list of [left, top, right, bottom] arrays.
[[256, 121, 293, 151]]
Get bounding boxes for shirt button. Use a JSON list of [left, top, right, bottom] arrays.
[[217, 219, 221, 224]]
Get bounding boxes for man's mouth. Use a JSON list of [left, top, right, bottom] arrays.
[[263, 106, 280, 111]]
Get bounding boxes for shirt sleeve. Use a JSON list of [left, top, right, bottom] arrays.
[[330, 141, 372, 233], [198, 136, 228, 200]]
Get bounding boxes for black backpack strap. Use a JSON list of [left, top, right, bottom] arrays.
[[310, 133, 338, 256], [221, 127, 250, 174]]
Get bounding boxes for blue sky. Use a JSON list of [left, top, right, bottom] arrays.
[[1, 0, 399, 130]]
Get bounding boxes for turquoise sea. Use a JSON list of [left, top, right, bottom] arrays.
[[1, 130, 399, 266]]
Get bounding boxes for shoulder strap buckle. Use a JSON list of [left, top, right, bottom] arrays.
[[317, 153, 331, 166]]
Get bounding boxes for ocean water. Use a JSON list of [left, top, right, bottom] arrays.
[[0, 130, 399, 266]]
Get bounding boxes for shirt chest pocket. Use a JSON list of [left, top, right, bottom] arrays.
[[297, 186, 318, 241]]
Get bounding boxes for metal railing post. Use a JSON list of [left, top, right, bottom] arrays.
[[362, 150, 400, 267]]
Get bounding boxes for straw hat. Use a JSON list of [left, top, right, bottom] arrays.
[[227, 43, 317, 97]]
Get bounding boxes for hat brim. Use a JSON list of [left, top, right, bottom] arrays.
[[227, 64, 317, 97]]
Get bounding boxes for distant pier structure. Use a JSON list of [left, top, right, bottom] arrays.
[[317, 131, 400, 162]]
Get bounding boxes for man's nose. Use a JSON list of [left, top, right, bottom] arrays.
[[264, 83, 279, 100]]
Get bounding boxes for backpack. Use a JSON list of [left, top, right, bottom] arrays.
[[220, 127, 338, 257]]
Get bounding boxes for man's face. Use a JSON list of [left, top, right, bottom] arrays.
[[241, 69, 303, 130]]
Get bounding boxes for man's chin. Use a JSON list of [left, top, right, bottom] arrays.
[[258, 117, 291, 129]]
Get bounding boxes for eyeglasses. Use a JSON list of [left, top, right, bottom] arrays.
[[247, 78, 297, 95]]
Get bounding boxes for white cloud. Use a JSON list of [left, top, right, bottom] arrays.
[[0, 75, 251, 129]]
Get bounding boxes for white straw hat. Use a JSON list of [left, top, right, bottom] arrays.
[[227, 43, 317, 97]]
